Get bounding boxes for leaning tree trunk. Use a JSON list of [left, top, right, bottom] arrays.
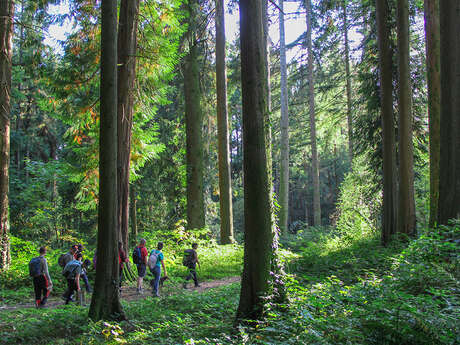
[[89, 0, 124, 321], [343, 0, 353, 163], [376, 0, 398, 245], [184, 0, 205, 230], [424, 0, 440, 228], [396, 0, 416, 236], [215, 0, 234, 244], [278, 0, 290, 234], [438, 0, 460, 224], [306, 0, 321, 226], [0, 0, 13, 271], [117, 0, 140, 251], [237, 0, 275, 321]]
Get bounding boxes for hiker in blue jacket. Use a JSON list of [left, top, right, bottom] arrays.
[[148, 242, 167, 297], [62, 253, 83, 305]]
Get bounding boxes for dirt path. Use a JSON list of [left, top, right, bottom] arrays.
[[0, 276, 241, 312]]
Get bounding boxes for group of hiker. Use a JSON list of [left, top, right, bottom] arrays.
[[133, 239, 200, 297], [29, 240, 201, 307]]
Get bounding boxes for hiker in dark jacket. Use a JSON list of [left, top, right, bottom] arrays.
[[183, 243, 200, 289], [135, 238, 148, 294], [30, 247, 53, 308], [62, 253, 86, 305]]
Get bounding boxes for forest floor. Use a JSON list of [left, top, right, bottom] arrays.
[[0, 275, 241, 312]]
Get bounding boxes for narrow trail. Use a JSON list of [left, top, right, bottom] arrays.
[[0, 276, 241, 312]]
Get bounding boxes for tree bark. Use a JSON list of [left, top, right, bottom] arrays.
[[376, 0, 398, 245], [237, 0, 275, 321], [343, 0, 353, 163], [215, 0, 234, 244], [0, 0, 13, 271], [305, 0, 321, 226], [424, 0, 440, 228], [130, 185, 137, 245], [438, 0, 460, 224], [184, 0, 205, 230], [278, 0, 290, 234], [89, 0, 124, 321], [117, 0, 140, 251], [397, 0, 416, 236]]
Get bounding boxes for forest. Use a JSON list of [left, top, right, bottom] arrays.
[[0, 0, 459, 344]]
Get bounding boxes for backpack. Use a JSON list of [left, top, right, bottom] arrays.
[[29, 257, 43, 277], [148, 250, 160, 270], [62, 260, 81, 279], [58, 253, 71, 268], [182, 249, 195, 267], [132, 247, 142, 265]]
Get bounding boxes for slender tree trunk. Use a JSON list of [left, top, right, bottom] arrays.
[[89, 0, 124, 321], [343, 0, 353, 163], [215, 0, 234, 244], [305, 0, 321, 226], [0, 0, 13, 271], [130, 185, 137, 245], [237, 0, 275, 321], [184, 0, 205, 230], [424, 0, 440, 228], [376, 0, 397, 245], [278, 0, 290, 234], [396, 0, 416, 236], [117, 0, 140, 251], [438, 0, 460, 224]]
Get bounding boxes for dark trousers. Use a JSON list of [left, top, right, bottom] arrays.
[[119, 266, 123, 288], [185, 268, 198, 286], [81, 271, 91, 292], [64, 278, 78, 304], [33, 275, 50, 305]]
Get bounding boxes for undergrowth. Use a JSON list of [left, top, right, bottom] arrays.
[[0, 222, 458, 344]]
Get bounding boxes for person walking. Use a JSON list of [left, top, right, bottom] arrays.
[[29, 246, 53, 308], [183, 243, 200, 289], [62, 253, 84, 305], [148, 242, 167, 297], [133, 238, 148, 294], [60, 245, 78, 301], [75, 243, 92, 293]]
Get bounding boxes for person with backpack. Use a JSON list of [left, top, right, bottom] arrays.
[[59, 245, 78, 302], [29, 246, 53, 308], [148, 241, 167, 297], [62, 253, 84, 305], [133, 238, 148, 294], [75, 243, 92, 293], [183, 243, 200, 289]]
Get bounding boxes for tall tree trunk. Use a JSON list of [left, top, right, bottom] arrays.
[[0, 0, 13, 271], [376, 0, 397, 245], [215, 0, 234, 244], [396, 0, 415, 236], [237, 0, 275, 321], [89, 0, 124, 321], [184, 0, 205, 230], [306, 0, 321, 226], [438, 0, 460, 224], [130, 185, 137, 245], [278, 0, 290, 234], [343, 0, 353, 163], [117, 0, 140, 251], [424, 0, 440, 228]]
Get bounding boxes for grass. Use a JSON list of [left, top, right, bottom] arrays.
[[1, 224, 459, 344]]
